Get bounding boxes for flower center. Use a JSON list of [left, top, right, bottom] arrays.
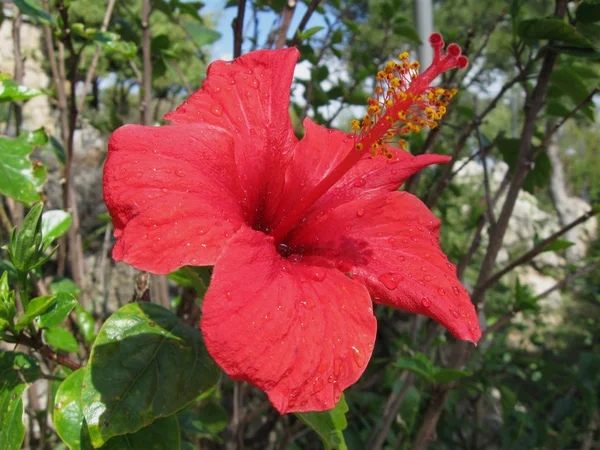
[[270, 34, 468, 244]]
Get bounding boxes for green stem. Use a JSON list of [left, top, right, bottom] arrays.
[[17, 272, 29, 310]]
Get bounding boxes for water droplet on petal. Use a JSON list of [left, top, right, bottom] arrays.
[[288, 253, 303, 263], [327, 375, 335, 383], [421, 297, 432, 308], [354, 177, 366, 187], [248, 78, 259, 89], [175, 169, 185, 177], [452, 286, 460, 295], [438, 288, 446, 296], [210, 105, 223, 116], [378, 272, 403, 290], [356, 208, 365, 217], [309, 270, 326, 282], [351, 346, 366, 368], [225, 292, 232, 301], [450, 308, 460, 318]]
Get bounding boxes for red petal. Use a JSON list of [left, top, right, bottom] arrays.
[[201, 226, 377, 413], [164, 49, 300, 226], [270, 118, 449, 227], [103, 124, 246, 274], [287, 191, 481, 343]]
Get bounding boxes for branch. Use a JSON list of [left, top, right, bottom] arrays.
[[480, 208, 599, 291], [288, 0, 323, 47], [232, 0, 247, 57], [76, 0, 117, 113], [140, 0, 152, 125], [275, 2, 296, 49], [15, 333, 81, 371]]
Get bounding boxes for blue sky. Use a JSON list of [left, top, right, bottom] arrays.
[[202, 1, 327, 60]]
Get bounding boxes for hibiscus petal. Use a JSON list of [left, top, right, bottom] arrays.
[[287, 191, 481, 343], [270, 118, 449, 227], [201, 226, 377, 413], [104, 124, 246, 273], [164, 49, 300, 227]]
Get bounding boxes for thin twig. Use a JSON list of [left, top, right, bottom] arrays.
[[232, 0, 247, 57], [275, 2, 296, 49], [76, 0, 117, 113], [15, 333, 81, 371], [480, 208, 599, 291]]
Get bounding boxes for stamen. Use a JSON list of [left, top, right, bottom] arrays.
[[270, 34, 468, 244]]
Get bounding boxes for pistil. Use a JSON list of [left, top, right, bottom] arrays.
[[270, 34, 468, 244]]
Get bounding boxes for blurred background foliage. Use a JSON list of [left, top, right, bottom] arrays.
[[0, 0, 599, 449]]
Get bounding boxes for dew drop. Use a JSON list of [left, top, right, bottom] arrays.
[[378, 272, 403, 290], [450, 308, 460, 318], [175, 169, 185, 177], [421, 296, 432, 308], [136, 171, 142, 178], [225, 292, 232, 301], [353, 177, 366, 187], [388, 237, 396, 245], [210, 105, 223, 116], [289, 253, 303, 263], [452, 286, 460, 295], [356, 208, 365, 217], [248, 78, 259, 89], [309, 270, 326, 282], [351, 346, 366, 368], [437, 287, 446, 296], [312, 377, 326, 393], [327, 375, 335, 383]]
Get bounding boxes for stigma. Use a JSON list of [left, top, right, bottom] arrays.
[[351, 33, 468, 158]]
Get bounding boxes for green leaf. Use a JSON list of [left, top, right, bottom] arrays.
[[297, 26, 324, 40], [51, 277, 83, 297], [183, 23, 222, 48], [6, 202, 44, 273], [394, 354, 436, 384], [392, 17, 422, 44], [296, 395, 349, 450], [576, 0, 600, 23], [432, 368, 472, 384], [168, 266, 210, 299], [0, 130, 48, 205], [74, 305, 96, 344], [398, 386, 420, 433], [0, 79, 42, 103], [45, 327, 79, 353], [540, 239, 575, 253], [41, 210, 72, 251], [497, 138, 552, 193], [14, 295, 56, 331], [0, 352, 41, 450], [55, 369, 181, 450], [37, 292, 77, 328], [13, 0, 56, 25], [518, 17, 594, 48], [81, 303, 220, 447]]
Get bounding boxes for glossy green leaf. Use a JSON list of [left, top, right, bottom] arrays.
[[183, 23, 222, 48], [6, 202, 44, 273], [576, 0, 600, 23], [51, 277, 83, 297], [167, 266, 210, 298], [296, 395, 349, 450], [14, 295, 56, 331], [81, 303, 220, 447], [55, 369, 181, 450], [0, 79, 42, 103], [0, 352, 41, 450], [37, 292, 77, 328], [13, 0, 56, 25], [41, 210, 72, 251], [433, 368, 472, 384], [75, 305, 96, 344], [497, 138, 552, 194], [518, 17, 594, 48], [392, 17, 422, 44], [45, 327, 79, 353], [0, 130, 47, 205]]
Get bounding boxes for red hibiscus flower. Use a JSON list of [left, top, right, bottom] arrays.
[[103, 34, 481, 414]]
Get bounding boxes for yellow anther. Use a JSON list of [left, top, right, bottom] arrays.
[[425, 107, 437, 121], [429, 121, 438, 129], [385, 116, 395, 124], [376, 71, 385, 81], [351, 119, 361, 131], [385, 61, 397, 73], [385, 99, 394, 108], [397, 91, 407, 101], [439, 106, 447, 115], [386, 152, 394, 160], [411, 61, 420, 70], [355, 143, 364, 151], [368, 105, 381, 115], [398, 139, 407, 149], [371, 142, 379, 150], [398, 51, 409, 60], [397, 111, 407, 120], [435, 88, 446, 95], [374, 86, 383, 94], [391, 77, 401, 88]]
